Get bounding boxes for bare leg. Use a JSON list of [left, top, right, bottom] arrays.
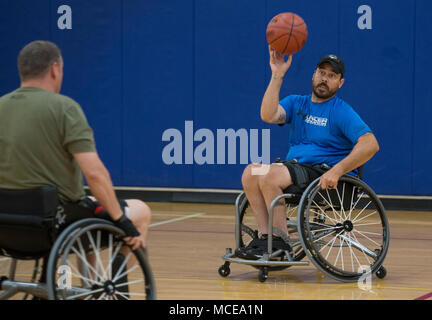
[[86, 197, 151, 270], [242, 164, 294, 237], [242, 164, 270, 235], [258, 164, 293, 236], [119, 200, 151, 268]]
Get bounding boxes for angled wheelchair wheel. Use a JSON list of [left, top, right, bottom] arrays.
[[298, 176, 390, 282], [46, 218, 156, 300], [0, 257, 12, 298], [0, 257, 11, 279], [239, 197, 306, 270], [0, 257, 43, 300]]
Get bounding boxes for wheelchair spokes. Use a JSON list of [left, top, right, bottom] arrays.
[[47, 220, 155, 300], [0, 257, 13, 298], [0, 257, 11, 278], [235, 194, 306, 270], [286, 204, 299, 236], [64, 238, 145, 300], [0, 257, 44, 300], [0, 185, 156, 300], [299, 177, 390, 282], [221, 175, 389, 283]]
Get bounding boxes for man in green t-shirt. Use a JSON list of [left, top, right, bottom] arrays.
[[0, 41, 151, 252]]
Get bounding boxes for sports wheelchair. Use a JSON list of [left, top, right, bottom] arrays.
[[219, 163, 390, 283], [0, 186, 156, 300]]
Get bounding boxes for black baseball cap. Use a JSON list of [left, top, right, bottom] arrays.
[[317, 54, 345, 78]]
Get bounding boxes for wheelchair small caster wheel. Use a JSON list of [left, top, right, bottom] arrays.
[[258, 268, 268, 283], [218, 264, 230, 277], [376, 266, 387, 279]]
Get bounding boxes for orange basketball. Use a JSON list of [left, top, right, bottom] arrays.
[[266, 12, 308, 55]]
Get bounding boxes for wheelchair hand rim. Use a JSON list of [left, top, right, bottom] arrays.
[[297, 176, 390, 282]]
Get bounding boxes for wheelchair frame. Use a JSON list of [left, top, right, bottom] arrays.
[[219, 174, 390, 283], [0, 218, 156, 300], [0, 186, 156, 300]]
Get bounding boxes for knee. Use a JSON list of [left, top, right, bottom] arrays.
[[257, 168, 275, 190], [258, 165, 292, 190], [241, 165, 253, 187], [241, 164, 264, 188], [138, 201, 152, 225], [126, 200, 151, 227]]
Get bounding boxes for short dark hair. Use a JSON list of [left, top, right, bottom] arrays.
[[17, 41, 62, 82]]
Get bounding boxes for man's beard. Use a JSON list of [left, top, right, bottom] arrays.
[[312, 82, 338, 99]]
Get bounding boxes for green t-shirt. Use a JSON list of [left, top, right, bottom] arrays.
[[0, 87, 96, 203]]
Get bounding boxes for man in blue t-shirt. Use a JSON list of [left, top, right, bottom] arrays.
[[239, 46, 380, 258]]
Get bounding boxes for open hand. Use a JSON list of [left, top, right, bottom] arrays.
[[269, 45, 293, 77]]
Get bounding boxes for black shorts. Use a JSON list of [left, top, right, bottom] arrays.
[[59, 197, 129, 228], [275, 160, 325, 194]]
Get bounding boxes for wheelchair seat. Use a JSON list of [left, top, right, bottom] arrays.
[[0, 186, 59, 259], [0, 186, 157, 300], [282, 163, 364, 208]]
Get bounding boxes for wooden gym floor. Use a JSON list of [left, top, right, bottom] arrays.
[[2, 201, 432, 300], [147, 202, 432, 300]]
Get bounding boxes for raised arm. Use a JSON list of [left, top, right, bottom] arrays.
[[261, 45, 292, 124]]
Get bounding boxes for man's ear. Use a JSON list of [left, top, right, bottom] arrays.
[[49, 63, 56, 79], [50, 61, 60, 79], [339, 78, 345, 89]]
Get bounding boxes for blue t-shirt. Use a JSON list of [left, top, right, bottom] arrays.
[[279, 94, 371, 172]]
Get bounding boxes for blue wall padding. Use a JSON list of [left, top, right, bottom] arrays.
[[0, 0, 430, 195]]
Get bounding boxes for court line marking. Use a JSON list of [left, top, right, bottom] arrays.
[[414, 292, 432, 300], [152, 211, 204, 215], [149, 213, 205, 228], [0, 213, 205, 263]]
